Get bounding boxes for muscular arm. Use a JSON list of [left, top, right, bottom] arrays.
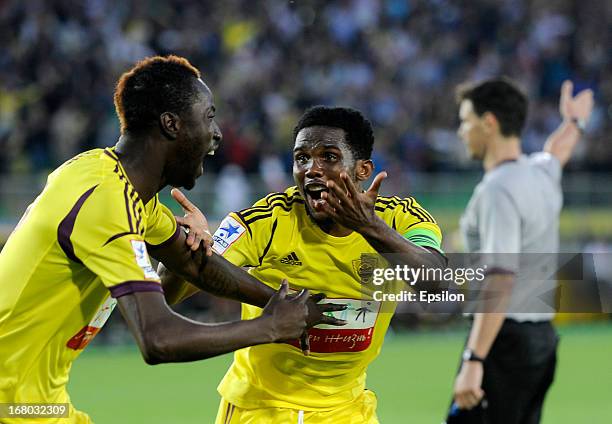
[[149, 229, 274, 308], [116, 283, 308, 364]]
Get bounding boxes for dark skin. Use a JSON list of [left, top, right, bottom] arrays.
[[293, 125, 446, 270], [113, 78, 342, 364]]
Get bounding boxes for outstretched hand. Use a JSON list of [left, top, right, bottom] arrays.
[[316, 171, 387, 232], [559, 80, 594, 125], [171, 188, 213, 256], [300, 292, 347, 355]]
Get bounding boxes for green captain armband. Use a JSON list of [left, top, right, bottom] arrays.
[[403, 228, 443, 253]]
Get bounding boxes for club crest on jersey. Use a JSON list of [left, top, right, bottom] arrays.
[[130, 240, 159, 280], [213, 216, 246, 254], [352, 254, 378, 284]]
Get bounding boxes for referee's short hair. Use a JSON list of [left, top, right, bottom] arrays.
[[456, 78, 528, 137], [114, 55, 201, 134]]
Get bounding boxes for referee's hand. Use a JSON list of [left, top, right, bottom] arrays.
[[453, 361, 485, 410]]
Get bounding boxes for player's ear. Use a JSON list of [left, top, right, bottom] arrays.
[[159, 112, 180, 140], [355, 159, 374, 182]]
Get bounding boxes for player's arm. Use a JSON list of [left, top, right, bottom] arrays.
[[453, 273, 514, 409], [318, 172, 446, 269], [543, 80, 594, 167], [116, 281, 310, 364], [453, 185, 518, 410], [150, 190, 347, 331], [151, 229, 276, 308]]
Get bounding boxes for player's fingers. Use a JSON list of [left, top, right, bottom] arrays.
[[367, 171, 388, 196], [277, 280, 289, 299], [174, 215, 187, 226], [315, 200, 339, 219], [326, 179, 350, 204], [340, 172, 359, 198], [300, 332, 310, 356], [186, 229, 196, 246], [310, 292, 326, 303], [321, 191, 342, 210], [190, 233, 202, 251], [171, 188, 196, 212], [319, 302, 348, 312], [205, 243, 213, 257], [294, 288, 310, 303], [319, 315, 347, 326], [561, 80, 573, 103]]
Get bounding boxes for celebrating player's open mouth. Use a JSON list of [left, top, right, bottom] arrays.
[[303, 180, 330, 211]]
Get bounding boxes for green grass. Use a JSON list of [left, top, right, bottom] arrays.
[[68, 323, 612, 423]]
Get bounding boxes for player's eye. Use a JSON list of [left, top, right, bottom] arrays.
[[295, 154, 309, 164], [324, 152, 338, 162]]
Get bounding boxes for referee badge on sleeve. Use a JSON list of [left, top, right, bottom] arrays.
[[213, 216, 246, 254]]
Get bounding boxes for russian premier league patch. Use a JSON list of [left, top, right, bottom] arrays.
[[130, 239, 159, 280], [213, 216, 246, 254]]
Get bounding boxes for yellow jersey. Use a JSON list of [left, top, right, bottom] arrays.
[[213, 186, 442, 410], [0, 147, 177, 410]]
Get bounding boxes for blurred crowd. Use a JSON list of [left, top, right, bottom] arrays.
[[1, 0, 610, 185]]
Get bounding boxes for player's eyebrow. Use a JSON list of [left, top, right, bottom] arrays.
[[293, 143, 341, 152]]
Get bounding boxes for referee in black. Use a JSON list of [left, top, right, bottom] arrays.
[[445, 78, 593, 423]]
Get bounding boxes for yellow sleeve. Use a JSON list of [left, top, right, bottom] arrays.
[[70, 183, 162, 297], [378, 196, 443, 253], [144, 195, 179, 248], [212, 196, 278, 267]]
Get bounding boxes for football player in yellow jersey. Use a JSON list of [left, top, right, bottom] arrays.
[[162, 106, 447, 423], [0, 56, 341, 424]]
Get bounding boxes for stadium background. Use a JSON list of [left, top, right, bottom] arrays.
[[1, 0, 610, 422]]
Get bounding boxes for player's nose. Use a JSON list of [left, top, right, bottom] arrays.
[[305, 161, 323, 178]]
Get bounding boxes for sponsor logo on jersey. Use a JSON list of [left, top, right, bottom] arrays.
[[287, 298, 381, 353], [280, 252, 302, 266], [67, 296, 117, 350], [213, 216, 247, 255]]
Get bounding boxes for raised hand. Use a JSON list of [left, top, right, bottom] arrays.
[[559, 80, 594, 125], [316, 171, 387, 232], [171, 188, 213, 255], [261, 280, 310, 342]]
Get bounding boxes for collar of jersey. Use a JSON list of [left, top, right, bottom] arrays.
[[305, 214, 363, 245], [104, 146, 147, 207]]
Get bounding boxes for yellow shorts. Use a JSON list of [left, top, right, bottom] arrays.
[[215, 390, 379, 424]]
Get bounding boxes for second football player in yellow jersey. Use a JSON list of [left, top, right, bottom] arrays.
[[163, 106, 445, 423], [211, 106, 445, 423]]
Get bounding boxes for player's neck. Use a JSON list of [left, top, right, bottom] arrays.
[[483, 136, 521, 172], [114, 134, 165, 203], [317, 219, 353, 237]]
